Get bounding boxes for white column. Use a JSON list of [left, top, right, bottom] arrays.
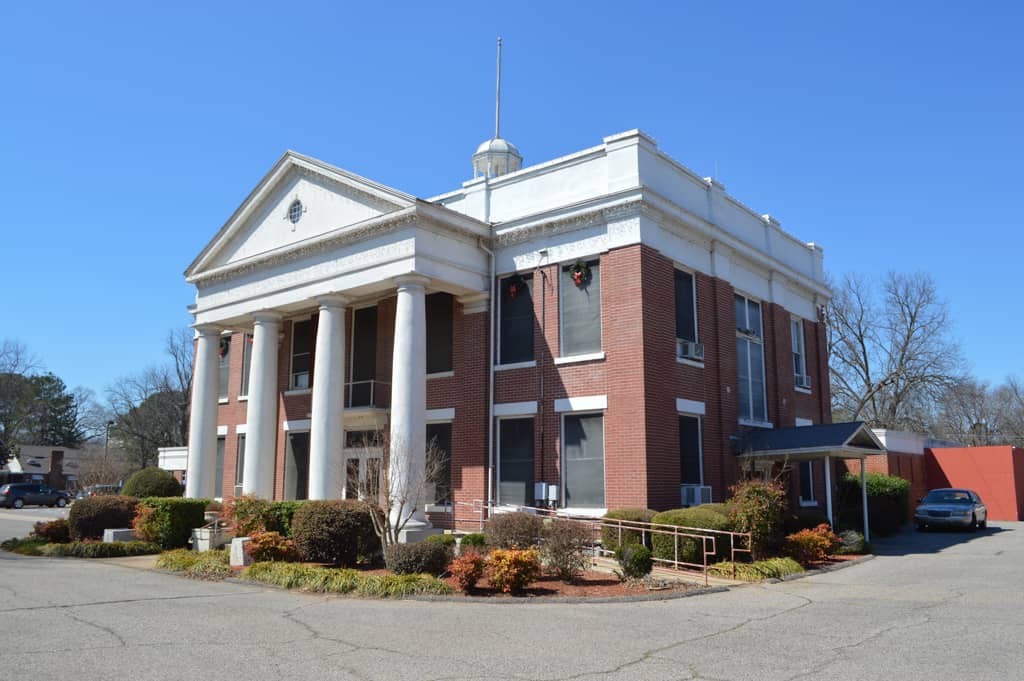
[[824, 456, 833, 526], [185, 326, 221, 499], [243, 312, 281, 499], [389, 275, 429, 530], [861, 458, 871, 543], [308, 296, 348, 500]]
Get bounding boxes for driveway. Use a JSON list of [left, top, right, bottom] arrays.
[[0, 506, 67, 541], [0, 522, 1020, 681]]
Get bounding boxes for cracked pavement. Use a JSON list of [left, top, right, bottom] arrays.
[[0, 518, 1021, 680]]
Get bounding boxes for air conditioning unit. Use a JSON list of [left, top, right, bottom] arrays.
[[794, 374, 812, 390], [681, 484, 712, 507], [677, 340, 705, 361]]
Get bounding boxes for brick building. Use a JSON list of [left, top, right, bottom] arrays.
[[182, 129, 835, 532]]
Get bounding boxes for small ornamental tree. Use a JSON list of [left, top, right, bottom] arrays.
[[727, 480, 787, 560], [120, 467, 183, 498]]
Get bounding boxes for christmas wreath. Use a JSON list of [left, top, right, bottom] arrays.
[[505, 273, 527, 300], [219, 337, 231, 358], [569, 261, 591, 287]]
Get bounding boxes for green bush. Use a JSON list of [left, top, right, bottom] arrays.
[[135, 498, 208, 549], [541, 520, 593, 581], [838, 472, 910, 536], [727, 480, 787, 559], [120, 467, 183, 498], [708, 557, 805, 581], [485, 512, 544, 549], [291, 500, 380, 567], [459, 533, 486, 550], [242, 562, 453, 597], [266, 501, 304, 537], [32, 518, 71, 543], [601, 508, 657, 552], [614, 543, 653, 579], [68, 496, 139, 540], [385, 541, 451, 576], [39, 541, 161, 558], [651, 506, 734, 565], [426, 533, 457, 547]]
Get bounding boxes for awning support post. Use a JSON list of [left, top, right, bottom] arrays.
[[861, 458, 870, 544], [824, 455, 833, 526]]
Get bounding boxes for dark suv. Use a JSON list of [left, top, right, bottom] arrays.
[[0, 483, 72, 509]]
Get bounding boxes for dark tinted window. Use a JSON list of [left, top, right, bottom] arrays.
[[426, 422, 452, 504], [499, 418, 534, 506], [500, 273, 534, 364], [564, 413, 604, 508], [674, 270, 696, 342], [561, 261, 601, 356], [426, 293, 454, 374], [679, 415, 701, 485], [350, 307, 378, 406]]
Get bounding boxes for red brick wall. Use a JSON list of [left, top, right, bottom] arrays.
[[926, 446, 1024, 521]]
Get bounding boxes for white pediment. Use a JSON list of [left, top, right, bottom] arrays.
[[187, 152, 415, 276]]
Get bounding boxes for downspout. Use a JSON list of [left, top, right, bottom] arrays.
[[478, 237, 496, 512]]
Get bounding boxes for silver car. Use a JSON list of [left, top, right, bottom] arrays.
[[915, 488, 987, 531]]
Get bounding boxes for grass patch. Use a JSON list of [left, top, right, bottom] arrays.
[[37, 541, 161, 558], [156, 549, 231, 580], [1, 537, 48, 555], [708, 557, 805, 581], [241, 562, 453, 598]]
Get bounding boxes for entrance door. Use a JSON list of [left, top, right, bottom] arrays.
[[285, 432, 310, 500]]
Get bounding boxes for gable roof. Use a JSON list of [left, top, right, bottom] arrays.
[[734, 422, 885, 461], [185, 150, 418, 278]]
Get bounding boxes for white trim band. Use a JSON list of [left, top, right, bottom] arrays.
[[235, 424, 248, 435], [554, 395, 607, 413], [426, 408, 455, 421], [554, 352, 606, 366], [283, 419, 312, 431], [675, 398, 706, 416], [217, 425, 228, 436], [494, 401, 538, 417]]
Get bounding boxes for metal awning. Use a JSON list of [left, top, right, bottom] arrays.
[[734, 422, 885, 461]]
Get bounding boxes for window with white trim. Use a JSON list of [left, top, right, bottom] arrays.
[[215, 436, 225, 499], [560, 260, 601, 357], [499, 273, 534, 364], [735, 295, 767, 423], [290, 319, 313, 390], [234, 434, 245, 497], [563, 413, 605, 508], [498, 418, 534, 506], [240, 333, 253, 397], [792, 318, 807, 384], [217, 336, 230, 400], [674, 269, 700, 359]]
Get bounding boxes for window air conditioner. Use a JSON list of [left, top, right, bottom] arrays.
[[681, 484, 712, 507], [794, 374, 812, 390], [677, 340, 705, 361]]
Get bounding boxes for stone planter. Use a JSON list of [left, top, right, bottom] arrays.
[[192, 526, 234, 552]]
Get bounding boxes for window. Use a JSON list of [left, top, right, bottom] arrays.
[[792, 319, 808, 385], [349, 307, 378, 406], [499, 273, 534, 364], [735, 295, 767, 423], [426, 422, 452, 504], [426, 293, 453, 374], [675, 269, 698, 342], [218, 337, 230, 400], [240, 333, 253, 397], [290, 319, 313, 390], [498, 418, 534, 506], [215, 436, 225, 499], [799, 461, 816, 505], [563, 413, 604, 508], [679, 415, 702, 485], [560, 260, 601, 356], [285, 432, 310, 501], [234, 435, 246, 497]]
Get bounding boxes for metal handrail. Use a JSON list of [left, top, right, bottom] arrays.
[[345, 379, 390, 408]]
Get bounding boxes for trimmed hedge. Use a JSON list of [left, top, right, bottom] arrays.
[[651, 506, 734, 565], [69, 496, 139, 540], [708, 557, 804, 581], [38, 541, 161, 558], [839, 472, 910, 536], [121, 467, 183, 498], [225, 496, 306, 537], [384, 541, 451, 576], [267, 501, 304, 537], [135, 498, 208, 549], [601, 508, 657, 552], [459, 533, 486, 550], [242, 562, 453, 597], [291, 500, 379, 567], [485, 512, 544, 549]]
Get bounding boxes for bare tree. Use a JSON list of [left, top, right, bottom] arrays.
[[827, 272, 963, 430], [0, 340, 41, 464], [342, 430, 450, 548], [105, 329, 193, 469]]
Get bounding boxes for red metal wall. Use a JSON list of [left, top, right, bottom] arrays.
[[925, 446, 1024, 521]]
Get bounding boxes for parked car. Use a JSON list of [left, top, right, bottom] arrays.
[[915, 488, 987, 531], [75, 484, 120, 500], [0, 483, 73, 509]]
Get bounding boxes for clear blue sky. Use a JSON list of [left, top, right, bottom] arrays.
[[2, 1, 1021, 398]]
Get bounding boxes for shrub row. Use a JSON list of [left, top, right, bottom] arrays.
[[133, 498, 208, 549], [650, 506, 734, 565], [839, 472, 910, 536], [156, 548, 233, 579], [601, 508, 657, 552], [38, 541, 161, 558], [242, 562, 453, 598], [707, 557, 804, 581], [224, 495, 305, 537]]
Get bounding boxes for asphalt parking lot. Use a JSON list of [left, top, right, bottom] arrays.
[[1, 514, 1020, 681]]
